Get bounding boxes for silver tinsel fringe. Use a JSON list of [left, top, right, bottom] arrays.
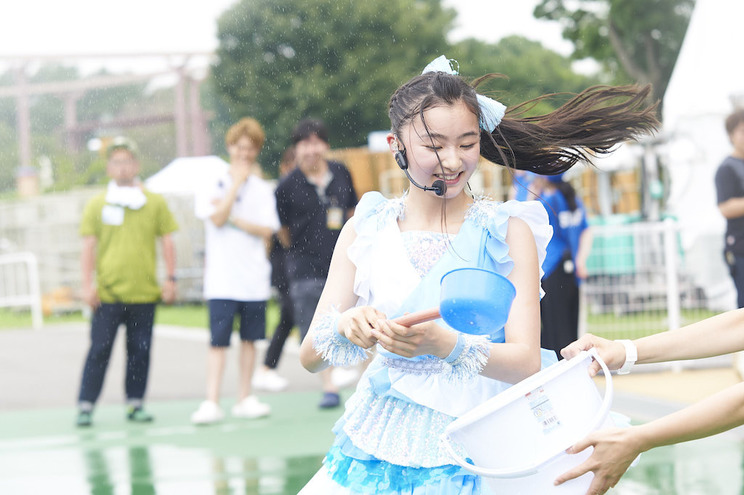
[[312, 308, 370, 367], [443, 334, 491, 382]]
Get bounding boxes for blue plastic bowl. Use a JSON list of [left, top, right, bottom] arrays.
[[439, 268, 516, 335]]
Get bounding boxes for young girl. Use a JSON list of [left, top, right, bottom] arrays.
[[298, 56, 658, 494]]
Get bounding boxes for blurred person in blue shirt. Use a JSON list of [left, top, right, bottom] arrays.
[[532, 173, 593, 357]]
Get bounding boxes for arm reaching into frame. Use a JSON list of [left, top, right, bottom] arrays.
[[556, 308, 744, 494]]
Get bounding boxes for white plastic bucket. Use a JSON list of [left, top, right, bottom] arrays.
[[441, 350, 613, 494]]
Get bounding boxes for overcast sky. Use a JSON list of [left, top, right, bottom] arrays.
[[0, 0, 571, 73]]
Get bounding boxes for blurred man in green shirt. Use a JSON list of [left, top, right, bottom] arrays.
[[76, 138, 178, 427]]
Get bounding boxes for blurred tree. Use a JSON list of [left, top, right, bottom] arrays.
[[0, 69, 16, 192], [210, 0, 455, 176], [534, 0, 695, 114], [76, 74, 146, 124], [0, 120, 18, 194], [0, 65, 174, 193], [27, 65, 78, 136], [451, 36, 602, 114]]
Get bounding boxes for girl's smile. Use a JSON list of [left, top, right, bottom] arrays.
[[434, 170, 465, 187]]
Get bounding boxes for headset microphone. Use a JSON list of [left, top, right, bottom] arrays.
[[394, 149, 447, 197], [429, 178, 447, 196], [403, 169, 446, 196]]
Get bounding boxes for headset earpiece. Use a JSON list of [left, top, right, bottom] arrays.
[[393, 139, 444, 196], [394, 150, 408, 171]]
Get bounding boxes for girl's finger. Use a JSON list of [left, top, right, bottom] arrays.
[[371, 328, 390, 347], [387, 320, 416, 338]]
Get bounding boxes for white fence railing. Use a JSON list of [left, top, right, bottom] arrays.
[[0, 252, 43, 329], [580, 219, 713, 342]]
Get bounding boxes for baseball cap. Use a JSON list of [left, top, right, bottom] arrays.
[[106, 137, 139, 159]]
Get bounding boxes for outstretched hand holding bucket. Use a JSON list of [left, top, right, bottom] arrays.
[[440, 349, 614, 494], [393, 268, 516, 335]]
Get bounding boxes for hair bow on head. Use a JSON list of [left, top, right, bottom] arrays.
[[477, 94, 506, 133], [421, 55, 506, 132], [422, 55, 459, 75]]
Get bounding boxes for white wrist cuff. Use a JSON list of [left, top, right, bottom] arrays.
[[615, 339, 637, 375]]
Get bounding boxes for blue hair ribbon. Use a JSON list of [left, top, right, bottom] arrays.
[[422, 55, 506, 133]]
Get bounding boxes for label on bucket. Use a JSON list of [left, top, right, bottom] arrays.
[[526, 386, 561, 434]]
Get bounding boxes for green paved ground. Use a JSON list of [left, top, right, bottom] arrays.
[[3, 323, 744, 494], [5, 393, 744, 495], [0, 391, 350, 495]]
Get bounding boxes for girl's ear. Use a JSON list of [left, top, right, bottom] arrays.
[[386, 133, 398, 152]]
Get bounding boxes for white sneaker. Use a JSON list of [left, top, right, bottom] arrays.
[[191, 400, 224, 425], [252, 369, 289, 392], [232, 395, 271, 419], [331, 367, 360, 389]]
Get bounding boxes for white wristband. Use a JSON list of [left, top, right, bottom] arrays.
[[615, 339, 637, 375]]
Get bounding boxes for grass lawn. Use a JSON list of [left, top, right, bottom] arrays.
[[0, 309, 85, 328], [586, 309, 718, 340], [0, 300, 281, 336], [2, 301, 714, 341]]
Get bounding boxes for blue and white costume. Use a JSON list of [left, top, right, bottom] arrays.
[[301, 191, 555, 494]]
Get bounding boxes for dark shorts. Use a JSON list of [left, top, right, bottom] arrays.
[[208, 299, 267, 347]]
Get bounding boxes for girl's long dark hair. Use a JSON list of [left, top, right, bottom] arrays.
[[483, 83, 659, 174], [389, 72, 660, 175]]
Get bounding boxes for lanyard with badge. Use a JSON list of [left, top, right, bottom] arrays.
[[326, 197, 343, 230], [312, 170, 343, 231]]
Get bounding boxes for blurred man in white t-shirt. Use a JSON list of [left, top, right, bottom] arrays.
[[191, 118, 280, 424]]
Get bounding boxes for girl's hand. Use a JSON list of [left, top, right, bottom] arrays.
[[337, 306, 385, 349], [373, 319, 454, 359]]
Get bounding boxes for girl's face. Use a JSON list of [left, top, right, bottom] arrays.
[[398, 100, 481, 198]]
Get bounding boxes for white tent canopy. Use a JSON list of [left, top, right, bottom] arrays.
[[663, 0, 744, 237], [663, 0, 744, 126], [145, 156, 229, 196], [661, 0, 744, 309]]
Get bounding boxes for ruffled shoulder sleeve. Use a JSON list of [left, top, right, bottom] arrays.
[[466, 198, 553, 297], [352, 191, 404, 231], [347, 192, 405, 305]]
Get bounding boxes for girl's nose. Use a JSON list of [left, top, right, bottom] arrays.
[[440, 147, 461, 169]]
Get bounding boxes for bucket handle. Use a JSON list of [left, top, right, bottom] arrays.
[[441, 349, 614, 479]]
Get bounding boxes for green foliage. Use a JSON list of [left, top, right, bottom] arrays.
[[210, 0, 455, 175], [0, 0, 626, 191], [76, 72, 147, 123], [450, 36, 602, 114], [0, 65, 176, 193], [0, 120, 18, 192], [534, 0, 695, 110]]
